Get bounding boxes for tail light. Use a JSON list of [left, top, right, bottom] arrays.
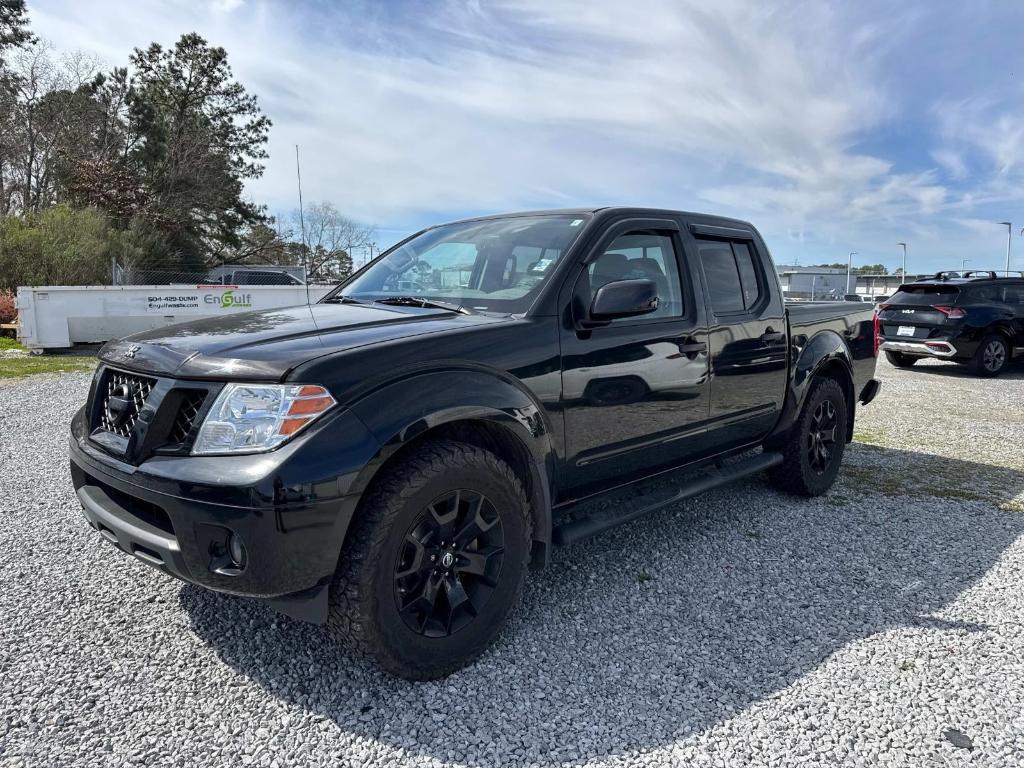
[[933, 305, 966, 319], [872, 312, 880, 357]]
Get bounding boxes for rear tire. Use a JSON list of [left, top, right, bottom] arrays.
[[969, 334, 1009, 377], [769, 376, 848, 497], [327, 440, 532, 680], [885, 350, 918, 368]]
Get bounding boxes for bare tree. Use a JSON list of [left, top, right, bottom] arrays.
[[293, 201, 374, 281], [0, 43, 102, 215]]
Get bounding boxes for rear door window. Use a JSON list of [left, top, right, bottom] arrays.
[[698, 242, 743, 313], [696, 239, 762, 314], [733, 242, 762, 308]]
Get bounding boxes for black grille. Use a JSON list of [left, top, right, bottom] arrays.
[[169, 390, 207, 444], [98, 370, 156, 437]]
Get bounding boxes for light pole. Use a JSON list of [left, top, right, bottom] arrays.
[[847, 251, 857, 295], [961, 258, 970, 274], [999, 222, 1011, 276], [897, 242, 907, 283]]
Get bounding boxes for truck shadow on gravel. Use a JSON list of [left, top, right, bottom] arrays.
[[180, 445, 1024, 764]]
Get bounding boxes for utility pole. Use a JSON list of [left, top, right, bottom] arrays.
[[847, 251, 857, 294], [897, 242, 907, 283], [999, 222, 1012, 276]]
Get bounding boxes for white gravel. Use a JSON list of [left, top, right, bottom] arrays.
[[1, 358, 1023, 767]]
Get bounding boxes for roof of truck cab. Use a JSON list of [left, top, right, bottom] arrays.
[[442, 207, 757, 229]]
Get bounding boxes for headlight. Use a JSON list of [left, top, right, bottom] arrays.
[[192, 383, 337, 455]]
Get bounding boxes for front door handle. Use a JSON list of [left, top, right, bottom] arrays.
[[760, 328, 786, 344]]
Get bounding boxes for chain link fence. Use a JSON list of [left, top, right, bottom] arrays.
[[111, 262, 316, 286]]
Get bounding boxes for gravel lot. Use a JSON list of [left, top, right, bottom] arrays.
[[1, 357, 1023, 767]]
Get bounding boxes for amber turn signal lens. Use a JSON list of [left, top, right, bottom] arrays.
[[275, 386, 334, 438], [278, 417, 312, 436], [287, 395, 335, 416]]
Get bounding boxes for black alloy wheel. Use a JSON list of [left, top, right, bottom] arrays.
[[806, 399, 838, 474], [768, 375, 848, 497], [394, 489, 505, 638], [328, 440, 531, 680]]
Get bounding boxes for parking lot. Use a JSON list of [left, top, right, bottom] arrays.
[[1, 357, 1022, 767]]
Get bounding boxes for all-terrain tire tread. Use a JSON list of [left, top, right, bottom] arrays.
[[768, 376, 847, 497], [327, 439, 531, 679]]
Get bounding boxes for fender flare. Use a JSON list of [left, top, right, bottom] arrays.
[[345, 367, 558, 566], [767, 329, 856, 444]]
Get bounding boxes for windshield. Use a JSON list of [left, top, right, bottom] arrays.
[[328, 214, 589, 313]]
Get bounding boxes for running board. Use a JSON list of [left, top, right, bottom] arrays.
[[552, 451, 784, 546]]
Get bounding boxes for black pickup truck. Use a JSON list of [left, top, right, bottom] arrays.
[[70, 208, 880, 679]]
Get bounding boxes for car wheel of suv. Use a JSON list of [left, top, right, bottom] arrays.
[[769, 376, 848, 497], [970, 334, 1009, 377], [327, 439, 531, 680], [884, 350, 918, 368]]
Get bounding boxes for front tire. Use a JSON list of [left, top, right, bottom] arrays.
[[328, 440, 531, 680], [769, 376, 848, 497], [885, 350, 918, 368], [970, 334, 1009, 377]]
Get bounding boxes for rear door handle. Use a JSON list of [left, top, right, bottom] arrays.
[[677, 340, 707, 356], [760, 328, 786, 344]]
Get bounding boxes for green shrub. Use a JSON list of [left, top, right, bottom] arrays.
[[0, 206, 178, 291]]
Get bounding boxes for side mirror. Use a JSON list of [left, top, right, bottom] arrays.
[[589, 279, 659, 321]]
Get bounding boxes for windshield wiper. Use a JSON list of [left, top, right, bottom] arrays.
[[321, 294, 365, 305], [373, 296, 468, 314]]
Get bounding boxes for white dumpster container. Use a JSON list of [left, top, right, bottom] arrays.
[[16, 284, 333, 350]]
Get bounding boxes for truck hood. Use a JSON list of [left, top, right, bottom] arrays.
[[100, 303, 506, 380]]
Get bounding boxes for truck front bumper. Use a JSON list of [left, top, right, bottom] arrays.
[[69, 406, 376, 624]]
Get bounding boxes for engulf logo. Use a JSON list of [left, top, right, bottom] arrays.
[[204, 290, 253, 309]]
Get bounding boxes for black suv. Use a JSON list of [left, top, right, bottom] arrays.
[[878, 271, 1024, 376]]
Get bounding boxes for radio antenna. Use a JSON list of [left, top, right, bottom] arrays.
[[295, 144, 311, 305]]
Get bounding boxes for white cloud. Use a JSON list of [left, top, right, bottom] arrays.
[[22, 0, 1024, 269], [935, 98, 1024, 177], [211, 0, 244, 13], [932, 149, 967, 180]]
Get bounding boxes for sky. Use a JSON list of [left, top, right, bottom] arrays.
[[25, 0, 1024, 273]]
